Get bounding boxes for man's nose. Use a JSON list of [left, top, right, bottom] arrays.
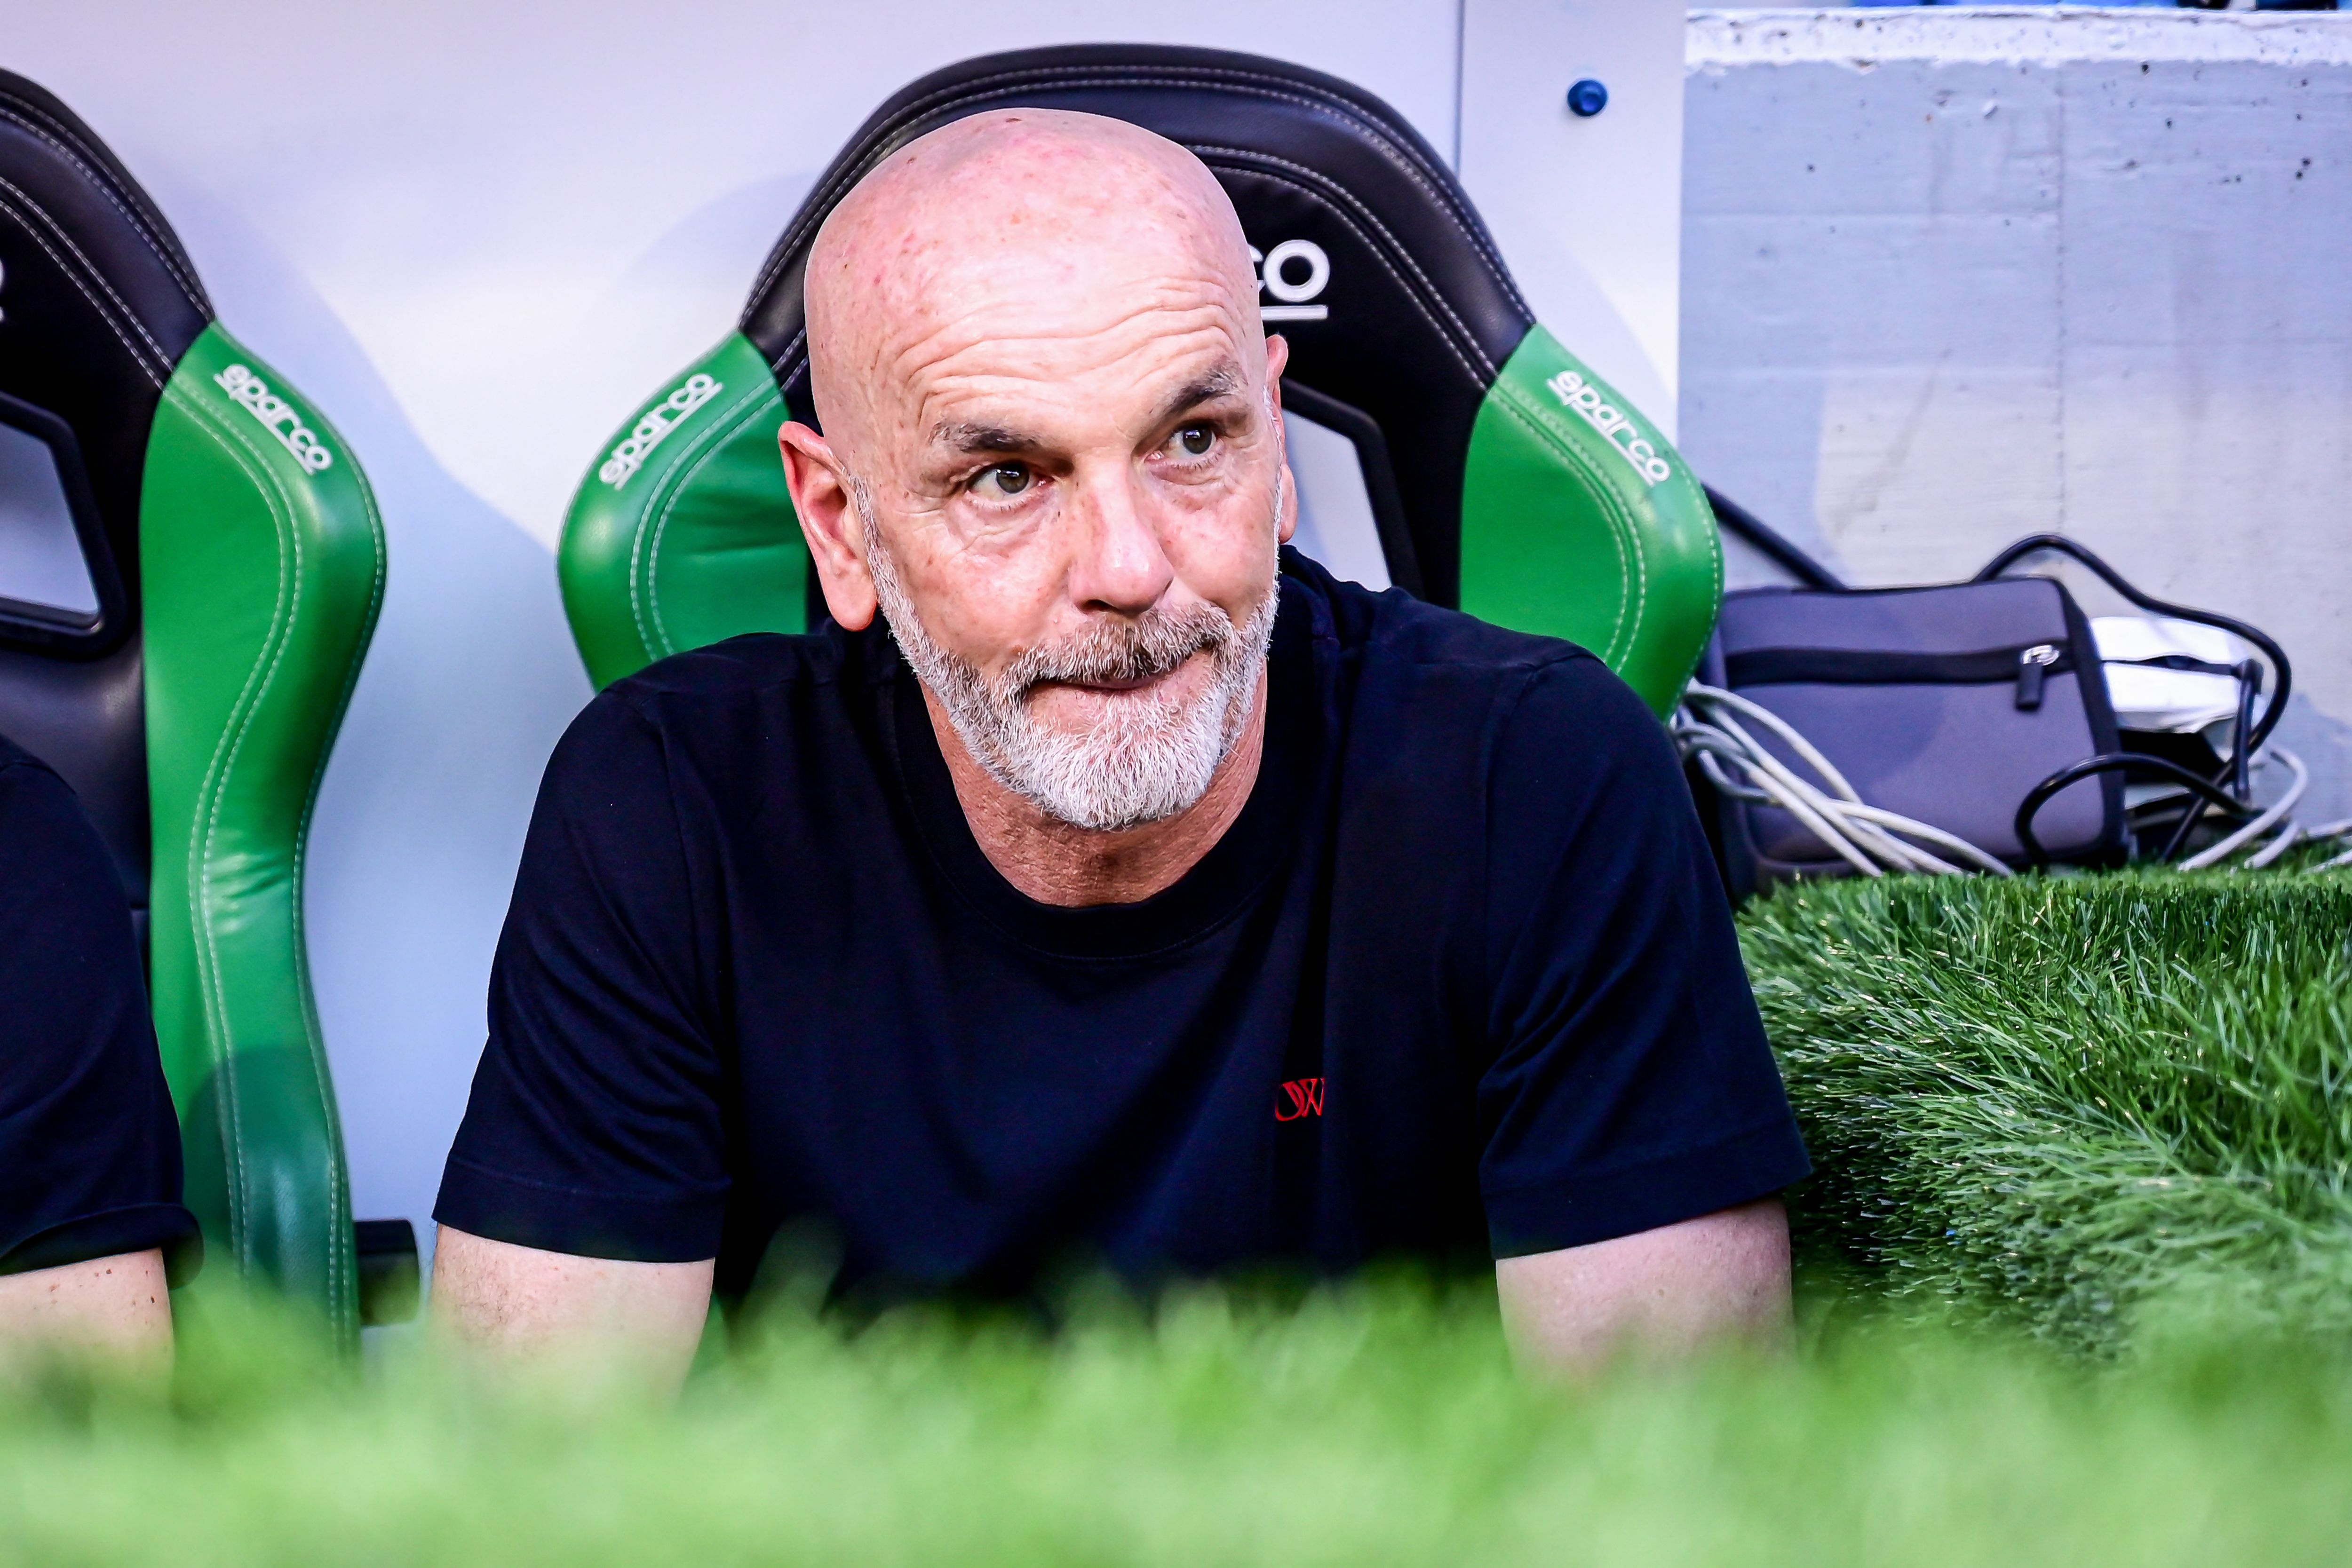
[[1065, 467, 1175, 617]]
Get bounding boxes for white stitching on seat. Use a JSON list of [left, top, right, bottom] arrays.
[[0, 103, 210, 312], [282, 424, 382, 1328], [745, 63, 1527, 323], [1483, 381, 1645, 661], [632, 375, 779, 661], [0, 194, 166, 387], [0, 174, 178, 372], [1189, 145, 1498, 382], [763, 326, 807, 384], [160, 377, 310, 1276]]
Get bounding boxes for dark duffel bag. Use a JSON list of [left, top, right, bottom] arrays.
[[1686, 495, 2288, 899], [1695, 575, 2124, 895]]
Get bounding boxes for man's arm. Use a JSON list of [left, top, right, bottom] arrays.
[[430, 1226, 713, 1390], [1494, 1198, 1790, 1377], [0, 1248, 172, 1373]]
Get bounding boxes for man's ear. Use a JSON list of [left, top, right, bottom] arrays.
[[1264, 334, 1298, 546], [779, 421, 879, 630]]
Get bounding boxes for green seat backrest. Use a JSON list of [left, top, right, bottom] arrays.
[[561, 47, 1718, 715], [0, 72, 383, 1346], [145, 328, 383, 1344]]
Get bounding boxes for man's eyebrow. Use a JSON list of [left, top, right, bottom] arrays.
[[926, 366, 1252, 458], [929, 421, 1050, 457], [1149, 365, 1248, 427]]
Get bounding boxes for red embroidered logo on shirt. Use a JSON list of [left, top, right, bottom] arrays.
[[1276, 1077, 1326, 1122]]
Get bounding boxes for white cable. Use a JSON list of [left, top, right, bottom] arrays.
[[1686, 685, 1866, 804], [1678, 685, 2014, 878], [1835, 802, 2015, 877], [2180, 747, 2307, 871], [2244, 823, 2302, 871], [2314, 843, 2352, 874], [1679, 729, 1884, 876]]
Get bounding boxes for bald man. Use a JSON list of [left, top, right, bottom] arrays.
[[432, 111, 1806, 1384]]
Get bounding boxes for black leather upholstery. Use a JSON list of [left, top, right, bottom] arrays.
[[738, 45, 1537, 609], [0, 69, 215, 902]]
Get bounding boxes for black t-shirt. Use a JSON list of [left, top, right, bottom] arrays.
[[0, 733, 198, 1279], [438, 553, 1805, 1299]]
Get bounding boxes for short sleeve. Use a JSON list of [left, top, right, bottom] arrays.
[[1475, 658, 1809, 1257], [0, 755, 199, 1281], [434, 692, 731, 1262]]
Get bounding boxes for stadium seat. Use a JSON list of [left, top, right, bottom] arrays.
[[0, 72, 387, 1344], [560, 45, 1720, 716]]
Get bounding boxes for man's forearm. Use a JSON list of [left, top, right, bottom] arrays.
[[1494, 1198, 1793, 1377], [0, 1248, 172, 1374], [429, 1226, 714, 1391]]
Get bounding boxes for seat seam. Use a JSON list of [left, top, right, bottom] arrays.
[[0, 174, 177, 371], [637, 376, 783, 662], [284, 424, 383, 1327], [746, 63, 1526, 321], [1483, 382, 1643, 661], [1191, 145, 1497, 382], [0, 104, 210, 312], [0, 192, 166, 387], [160, 379, 310, 1282]]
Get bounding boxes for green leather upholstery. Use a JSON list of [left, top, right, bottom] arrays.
[[0, 71, 385, 1344], [560, 50, 1719, 716], [144, 326, 385, 1344], [562, 332, 802, 688], [1460, 326, 1720, 716]]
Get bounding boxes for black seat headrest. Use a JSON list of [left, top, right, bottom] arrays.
[[736, 44, 1539, 609], [0, 69, 216, 896]]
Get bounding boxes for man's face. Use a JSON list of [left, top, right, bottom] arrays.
[[787, 114, 1297, 831]]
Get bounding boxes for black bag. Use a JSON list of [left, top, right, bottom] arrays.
[[1693, 493, 2288, 898], [1699, 575, 2123, 895]]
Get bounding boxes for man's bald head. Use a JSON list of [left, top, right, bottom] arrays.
[[803, 110, 1263, 457], [775, 106, 1297, 846]]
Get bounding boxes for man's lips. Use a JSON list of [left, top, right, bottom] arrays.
[[1038, 671, 1169, 696], [1031, 655, 1205, 698]]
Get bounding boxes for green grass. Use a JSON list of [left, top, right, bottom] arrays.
[[6, 1288, 2352, 1567], [1745, 869, 2352, 1353], [4, 868, 2349, 1564]]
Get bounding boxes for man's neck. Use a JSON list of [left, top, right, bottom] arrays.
[[922, 674, 1269, 908]]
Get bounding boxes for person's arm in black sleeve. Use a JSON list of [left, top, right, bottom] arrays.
[[0, 743, 196, 1370], [429, 692, 723, 1384], [1471, 658, 1809, 1375]]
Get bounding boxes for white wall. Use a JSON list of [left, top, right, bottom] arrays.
[[1462, 0, 1692, 432], [1682, 8, 2352, 819], [7, 1, 1687, 1260]]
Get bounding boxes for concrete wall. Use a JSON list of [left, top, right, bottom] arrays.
[[1681, 8, 2352, 818]]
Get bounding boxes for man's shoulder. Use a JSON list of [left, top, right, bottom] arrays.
[[541, 627, 874, 803], [0, 731, 80, 827], [602, 628, 858, 716], [1292, 553, 1625, 710], [0, 729, 56, 784], [1291, 554, 1669, 811]]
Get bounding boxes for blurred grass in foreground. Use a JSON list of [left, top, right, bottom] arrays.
[[4, 868, 2347, 1564], [5, 1283, 2352, 1567]]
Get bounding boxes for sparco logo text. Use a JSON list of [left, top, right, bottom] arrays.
[[1544, 370, 1671, 487], [215, 364, 334, 475], [601, 373, 723, 488]]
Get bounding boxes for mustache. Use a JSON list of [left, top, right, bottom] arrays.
[[997, 602, 1238, 702]]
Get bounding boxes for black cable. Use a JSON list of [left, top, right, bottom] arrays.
[[1704, 486, 1846, 592], [1972, 535, 2291, 756], [2016, 753, 2256, 869]]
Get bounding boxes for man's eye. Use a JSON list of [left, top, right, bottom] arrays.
[[971, 462, 1033, 498], [1175, 424, 1215, 458]]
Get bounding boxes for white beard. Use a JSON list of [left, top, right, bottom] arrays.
[[859, 484, 1280, 834]]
